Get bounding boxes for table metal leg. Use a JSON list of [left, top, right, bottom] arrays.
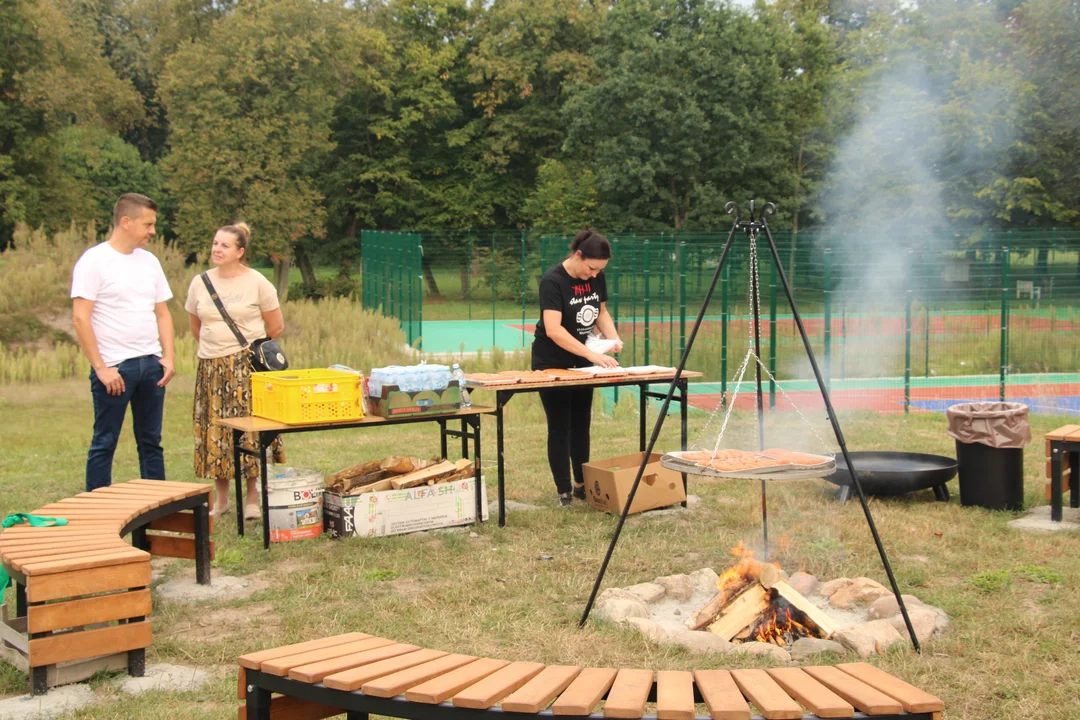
[[1050, 444, 1063, 522], [460, 418, 469, 459], [260, 432, 273, 549], [680, 377, 689, 506], [639, 384, 647, 453], [15, 582, 26, 617], [194, 498, 211, 585], [438, 419, 448, 459], [233, 428, 245, 537], [131, 526, 148, 552], [245, 685, 272, 720], [470, 416, 483, 524], [497, 391, 508, 527], [1070, 451, 1079, 509]]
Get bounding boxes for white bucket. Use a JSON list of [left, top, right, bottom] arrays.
[[267, 468, 324, 542]]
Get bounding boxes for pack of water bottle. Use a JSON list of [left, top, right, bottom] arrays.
[[368, 363, 452, 396]]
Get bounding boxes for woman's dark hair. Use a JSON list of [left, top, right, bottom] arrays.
[[569, 228, 611, 260]]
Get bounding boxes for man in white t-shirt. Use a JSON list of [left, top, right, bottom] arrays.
[[71, 193, 176, 491]]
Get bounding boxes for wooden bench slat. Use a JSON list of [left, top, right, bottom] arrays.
[[1045, 424, 1080, 442], [20, 549, 148, 576], [323, 648, 447, 692], [657, 670, 695, 720], [405, 658, 510, 704], [693, 670, 752, 720], [602, 668, 653, 719], [766, 668, 853, 718], [2, 540, 129, 561], [451, 660, 546, 710], [802, 666, 902, 715], [147, 534, 215, 561], [552, 667, 618, 716], [288, 642, 419, 684], [148, 513, 207, 534], [837, 663, 944, 712], [26, 562, 151, 603], [361, 653, 478, 698], [28, 619, 151, 667], [126, 480, 211, 499], [501, 665, 581, 713], [261, 637, 395, 676], [28, 588, 152, 634], [729, 669, 803, 720], [239, 633, 371, 669]]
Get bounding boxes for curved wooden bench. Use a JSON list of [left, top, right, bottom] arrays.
[[238, 633, 944, 720], [0, 480, 213, 695]]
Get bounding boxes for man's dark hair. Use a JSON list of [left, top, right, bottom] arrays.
[[113, 193, 157, 227]]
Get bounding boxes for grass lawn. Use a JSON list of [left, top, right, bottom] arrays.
[[1, 379, 1078, 718]]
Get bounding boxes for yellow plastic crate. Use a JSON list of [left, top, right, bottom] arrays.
[[251, 369, 364, 425]]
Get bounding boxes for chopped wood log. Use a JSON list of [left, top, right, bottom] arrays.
[[344, 478, 395, 496], [687, 591, 726, 630], [327, 460, 383, 485], [390, 460, 458, 490], [707, 585, 768, 641], [381, 456, 440, 475], [772, 580, 837, 636], [759, 565, 780, 590]]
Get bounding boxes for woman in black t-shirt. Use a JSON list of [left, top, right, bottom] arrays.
[[531, 229, 623, 506]]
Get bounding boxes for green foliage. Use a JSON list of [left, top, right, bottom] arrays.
[[289, 271, 359, 302], [360, 568, 399, 582], [968, 568, 1013, 593], [1012, 565, 1064, 585], [522, 159, 598, 231], [160, 0, 387, 290]]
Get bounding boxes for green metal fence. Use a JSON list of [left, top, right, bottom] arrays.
[[362, 227, 1080, 409], [360, 230, 423, 347]]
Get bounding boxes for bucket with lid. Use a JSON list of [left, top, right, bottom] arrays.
[[267, 467, 324, 542]]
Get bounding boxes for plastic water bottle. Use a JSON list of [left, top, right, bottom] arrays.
[[452, 364, 471, 408]]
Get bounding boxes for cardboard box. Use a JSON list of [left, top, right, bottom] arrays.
[[368, 381, 461, 418], [324, 476, 487, 538], [583, 452, 686, 515]]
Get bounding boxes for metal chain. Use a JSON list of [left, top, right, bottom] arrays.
[[688, 227, 834, 459]]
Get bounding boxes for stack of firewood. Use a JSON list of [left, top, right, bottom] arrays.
[[686, 562, 837, 644], [327, 456, 475, 496]]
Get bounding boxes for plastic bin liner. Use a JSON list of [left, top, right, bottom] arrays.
[[946, 402, 1030, 449]]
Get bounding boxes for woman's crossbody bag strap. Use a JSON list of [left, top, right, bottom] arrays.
[[200, 272, 250, 349]]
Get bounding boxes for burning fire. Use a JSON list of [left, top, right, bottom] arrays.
[[715, 542, 776, 604], [701, 543, 826, 646], [749, 599, 817, 646]]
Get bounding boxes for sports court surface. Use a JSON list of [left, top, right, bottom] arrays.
[[420, 319, 1080, 416]]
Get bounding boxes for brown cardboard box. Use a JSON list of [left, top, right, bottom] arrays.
[[583, 452, 686, 515]]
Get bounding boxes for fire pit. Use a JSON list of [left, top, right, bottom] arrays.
[[592, 547, 949, 661]]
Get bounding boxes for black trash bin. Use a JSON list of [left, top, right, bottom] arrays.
[[946, 402, 1030, 511]]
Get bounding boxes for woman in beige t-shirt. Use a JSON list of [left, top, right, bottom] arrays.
[[185, 223, 285, 519]]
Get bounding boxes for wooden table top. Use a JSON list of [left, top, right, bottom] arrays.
[[467, 370, 702, 392], [216, 405, 496, 433]]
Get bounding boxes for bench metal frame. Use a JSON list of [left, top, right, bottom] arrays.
[[242, 668, 938, 720], [1046, 439, 1080, 521]]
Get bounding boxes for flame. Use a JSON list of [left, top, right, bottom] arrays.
[[714, 542, 781, 605], [750, 600, 818, 645], [714, 542, 757, 606]]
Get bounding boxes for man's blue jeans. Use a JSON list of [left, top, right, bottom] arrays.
[[86, 355, 166, 491]]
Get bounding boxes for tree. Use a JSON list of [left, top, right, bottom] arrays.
[[160, 0, 386, 300], [522, 158, 597, 231], [0, 0, 143, 245], [562, 0, 794, 231]]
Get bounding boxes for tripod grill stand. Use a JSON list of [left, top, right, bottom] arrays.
[[578, 201, 921, 652]]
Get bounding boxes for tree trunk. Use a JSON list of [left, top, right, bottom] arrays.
[[273, 257, 291, 304], [295, 246, 317, 288], [422, 258, 441, 297], [1036, 247, 1049, 277], [460, 257, 470, 300]]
